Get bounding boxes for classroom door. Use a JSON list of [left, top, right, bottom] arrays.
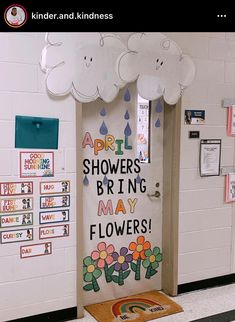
[[82, 83, 163, 305]]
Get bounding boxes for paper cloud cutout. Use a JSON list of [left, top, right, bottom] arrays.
[[41, 33, 126, 103], [116, 33, 195, 105]]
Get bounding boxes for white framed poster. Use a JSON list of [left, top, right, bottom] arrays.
[[0, 181, 33, 196], [0, 197, 33, 213], [199, 139, 221, 177], [1, 228, 33, 244], [40, 180, 70, 195], [20, 242, 52, 258], [20, 152, 54, 178], [39, 209, 69, 224], [40, 195, 70, 209], [0, 212, 33, 228], [39, 224, 69, 239]]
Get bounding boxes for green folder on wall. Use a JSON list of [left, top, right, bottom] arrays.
[[15, 115, 59, 149]]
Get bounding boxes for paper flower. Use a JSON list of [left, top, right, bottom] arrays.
[[112, 247, 133, 272], [83, 256, 102, 292], [142, 247, 163, 279], [41, 32, 126, 103], [91, 242, 115, 283], [129, 235, 151, 280], [129, 235, 151, 260], [111, 247, 132, 285], [91, 242, 115, 268], [117, 32, 195, 105]]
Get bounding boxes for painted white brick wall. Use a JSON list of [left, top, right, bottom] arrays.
[[165, 32, 235, 285], [0, 32, 77, 321]]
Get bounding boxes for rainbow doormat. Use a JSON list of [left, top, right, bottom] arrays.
[[85, 290, 183, 322]]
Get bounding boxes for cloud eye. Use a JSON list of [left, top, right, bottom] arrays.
[[90, 57, 93, 62], [156, 58, 159, 63], [84, 56, 86, 60], [160, 61, 163, 66]]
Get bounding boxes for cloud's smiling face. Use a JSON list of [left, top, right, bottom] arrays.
[[84, 55, 93, 68], [155, 57, 164, 70], [77, 45, 98, 73]]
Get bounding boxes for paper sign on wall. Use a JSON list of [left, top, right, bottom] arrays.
[[0, 181, 33, 196], [20, 152, 54, 178], [39, 209, 69, 224], [40, 180, 70, 195], [0, 212, 33, 228], [0, 197, 33, 213], [184, 110, 205, 125], [40, 195, 70, 209], [1, 228, 33, 244], [199, 139, 221, 177], [225, 173, 235, 202], [39, 224, 69, 239], [227, 106, 235, 136], [20, 242, 52, 258]]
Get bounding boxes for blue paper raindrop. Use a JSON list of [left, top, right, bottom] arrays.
[[155, 100, 163, 113], [100, 121, 108, 135], [124, 110, 130, 120], [83, 175, 89, 186], [155, 118, 161, 128], [100, 107, 107, 116], [103, 175, 108, 185], [124, 122, 132, 136], [124, 89, 131, 102], [136, 174, 141, 184]]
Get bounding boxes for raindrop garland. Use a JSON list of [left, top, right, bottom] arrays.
[[124, 110, 132, 150], [99, 121, 108, 135], [124, 110, 130, 120], [155, 100, 163, 113], [83, 175, 89, 186], [155, 118, 161, 128], [99, 106, 108, 135], [136, 174, 141, 184], [103, 175, 108, 185], [124, 88, 131, 102], [124, 122, 132, 136], [155, 99, 162, 128], [100, 107, 107, 116]]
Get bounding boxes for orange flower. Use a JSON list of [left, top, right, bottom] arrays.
[[129, 236, 151, 260]]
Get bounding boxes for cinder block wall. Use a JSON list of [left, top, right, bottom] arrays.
[[0, 33, 77, 321], [165, 32, 235, 285]]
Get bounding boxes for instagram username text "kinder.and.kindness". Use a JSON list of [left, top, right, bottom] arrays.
[[31, 11, 113, 20]]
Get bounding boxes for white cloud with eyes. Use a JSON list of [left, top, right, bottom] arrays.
[[116, 32, 195, 105], [40, 33, 126, 103]]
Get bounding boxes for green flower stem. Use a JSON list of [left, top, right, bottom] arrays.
[[118, 269, 124, 285], [104, 263, 112, 283], [135, 258, 141, 280], [92, 276, 100, 292], [145, 266, 152, 279]]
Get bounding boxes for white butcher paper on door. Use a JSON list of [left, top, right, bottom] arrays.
[[82, 84, 163, 305]]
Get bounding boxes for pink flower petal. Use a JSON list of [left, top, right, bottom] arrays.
[[97, 258, 105, 268], [106, 244, 115, 254], [91, 250, 100, 260], [97, 242, 106, 251], [106, 255, 114, 265]]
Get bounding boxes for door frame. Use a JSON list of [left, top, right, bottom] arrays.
[[76, 102, 84, 318], [162, 100, 181, 296]]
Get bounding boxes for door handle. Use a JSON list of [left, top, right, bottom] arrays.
[[147, 191, 161, 198]]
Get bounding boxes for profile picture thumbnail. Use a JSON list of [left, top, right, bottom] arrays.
[[4, 4, 27, 28]]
